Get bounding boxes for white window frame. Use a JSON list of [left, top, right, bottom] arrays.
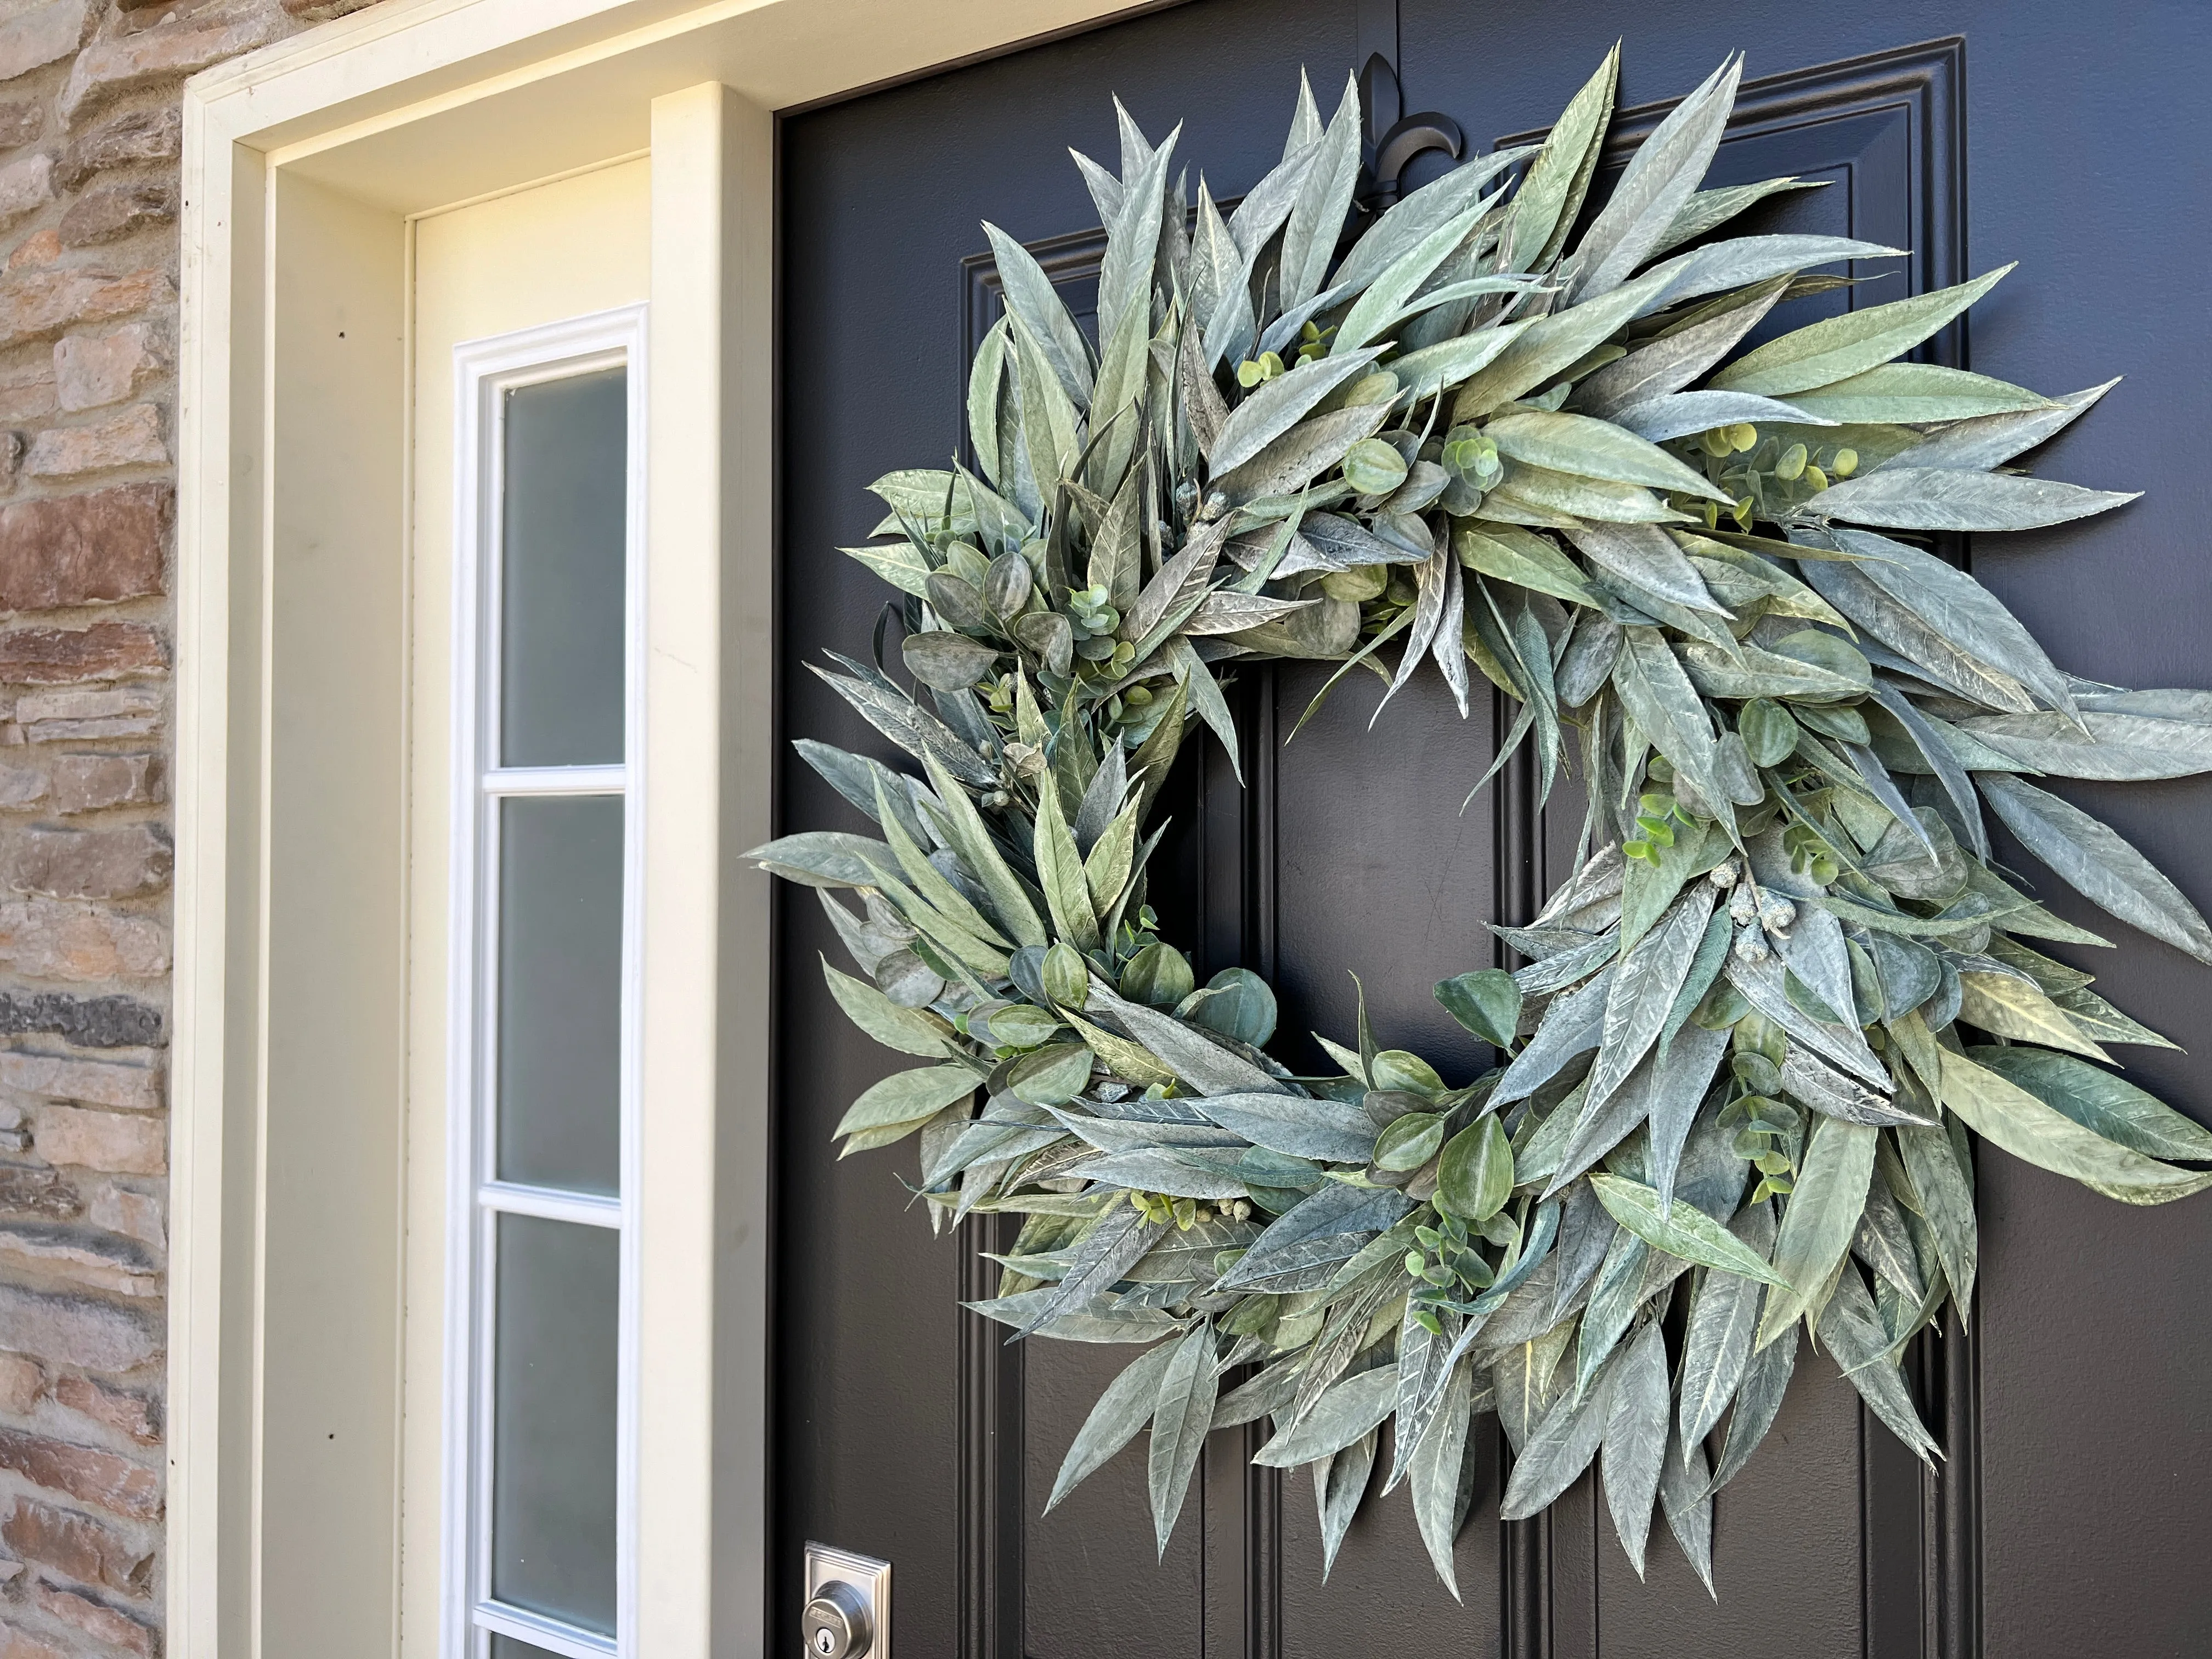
[[444, 303, 649, 1659]]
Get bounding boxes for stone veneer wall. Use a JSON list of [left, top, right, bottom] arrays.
[[0, 3, 383, 1656]]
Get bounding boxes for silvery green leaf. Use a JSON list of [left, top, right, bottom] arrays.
[[1659, 1420, 1718, 1598], [1546, 1177, 1615, 1325], [1574, 1229, 1649, 1396], [1071, 1147, 1248, 1200], [1711, 264, 2015, 397], [747, 828, 896, 890], [1499, 1340, 1619, 1519], [1612, 627, 1728, 823], [1184, 183, 1244, 349], [1556, 613, 1624, 707], [1782, 1043, 1929, 1128], [1514, 935, 1618, 996], [1650, 176, 1824, 259], [1572, 521, 1727, 618], [1658, 911, 1733, 1060], [1757, 1117, 1877, 1347], [1409, 1357, 1477, 1598], [838, 539, 936, 600], [1512, 43, 1619, 271], [1433, 537, 1473, 719], [1955, 970, 2109, 1060], [1070, 145, 1122, 224], [1314, 1427, 1378, 1581], [1673, 637, 1864, 703], [1785, 364, 2051, 426], [1212, 403, 1393, 505], [1963, 692, 2212, 780], [1831, 529, 2079, 719], [1771, 901, 1858, 1032], [1046, 1338, 1183, 1511], [1705, 1319, 1796, 1495], [1938, 1051, 2212, 1204], [1148, 1322, 1220, 1555], [982, 221, 1094, 407], [1279, 72, 1364, 310], [1868, 684, 1988, 858], [795, 740, 933, 844], [1678, 1200, 1775, 1444], [1387, 1304, 1461, 1493], [1333, 144, 1534, 294], [1096, 127, 1178, 353], [1492, 410, 1734, 504], [1977, 772, 2212, 964], [1600, 1321, 1671, 1576], [810, 661, 998, 786], [1213, 1356, 1302, 1427], [1815, 1266, 1939, 1463], [964, 1288, 1184, 1342], [868, 467, 975, 527], [1610, 389, 1827, 443], [1218, 1183, 1413, 1292], [1578, 276, 1793, 416], [1334, 199, 1493, 354], [1208, 346, 1390, 475], [1575, 55, 1742, 299], [1896, 1121, 1976, 1315], [1190, 1092, 1375, 1163], [1391, 321, 1536, 403], [1870, 377, 2119, 473], [1796, 558, 2039, 715], [1593, 1170, 1787, 1289], [1496, 967, 1615, 1104], [1584, 885, 1719, 1111], [1852, 1175, 1923, 1301], [1453, 269, 1675, 421], [1807, 465, 2138, 531], [1372, 537, 1454, 724], [1088, 979, 1290, 1096], [1640, 234, 1903, 313], [903, 629, 1001, 691], [1183, 589, 1322, 637], [1048, 1109, 1238, 1156], [1966, 1046, 2212, 1163], [821, 959, 955, 1059], [1228, 135, 1319, 265], [1254, 1362, 1399, 1466]]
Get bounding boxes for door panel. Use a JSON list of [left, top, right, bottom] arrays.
[[777, 4, 2212, 1656]]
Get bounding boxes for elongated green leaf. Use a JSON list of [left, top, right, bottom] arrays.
[[1096, 128, 1177, 354], [1816, 1265, 1939, 1463], [1786, 364, 2050, 425], [1409, 1357, 1476, 1598], [1579, 277, 1793, 415], [1574, 54, 1741, 297], [1489, 462, 1684, 526], [1592, 1173, 1790, 1288], [1209, 344, 1388, 477], [1586, 887, 1719, 1110], [983, 221, 1094, 405], [1600, 1321, 1670, 1577], [1642, 233, 1903, 311], [1499, 1343, 1617, 1518], [1314, 1427, 1378, 1581], [835, 1064, 981, 1138], [748, 829, 896, 890], [1872, 377, 2120, 473], [821, 958, 956, 1058], [918, 749, 1047, 948], [1495, 966, 1614, 1103], [1897, 1121, 1976, 1317], [1613, 627, 1727, 822], [1678, 1201, 1775, 1444], [1334, 200, 1491, 354], [1978, 772, 2212, 964], [1490, 410, 1733, 503], [1611, 390, 1826, 443], [1964, 693, 2212, 781], [1955, 971, 2108, 1059], [1571, 521, 1724, 617], [1939, 1051, 2212, 1204], [1032, 774, 1100, 952], [1279, 71, 1364, 309], [1047, 1339, 1183, 1511], [1711, 264, 2015, 397], [1454, 270, 1672, 421], [1659, 1420, 1717, 1599], [1190, 1092, 1375, 1163], [1513, 44, 1619, 272], [1148, 1323, 1220, 1555], [1966, 1046, 2212, 1163], [1390, 321, 1534, 403], [1757, 1117, 1876, 1347], [1253, 1362, 1399, 1466], [840, 539, 935, 599], [1651, 176, 1822, 258], [1705, 1320, 1796, 1495], [1812, 462, 2137, 529]]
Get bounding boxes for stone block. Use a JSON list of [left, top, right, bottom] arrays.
[[0, 1621, 67, 1659], [58, 181, 173, 249], [0, 101, 44, 151], [4, 824, 170, 900], [25, 404, 165, 479], [48, 753, 158, 814], [53, 325, 162, 414], [0, 153, 50, 232], [0, 268, 165, 351], [29, 1582, 155, 1656], [53, 106, 176, 194], [0, 482, 167, 611], [0, 1427, 160, 1518], [0, 764, 43, 807], [62, 5, 288, 126], [0, 1352, 42, 1414], [0, 1284, 157, 1373], [0, 623, 163, 683], [0, 355, 55, 423], [0, 1222, 160, 1296], [0, 2, 87, 88], [0, 899, 167, 980], [0, 1165, 76, 1220], [28, 1107, 163, 1175], [4, 1048, 161, 1108], [5, 1496, 150, 1593], [50, 1376, 156, 1447]]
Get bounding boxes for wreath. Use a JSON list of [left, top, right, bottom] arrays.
[[751, 48, 2212, 1597]]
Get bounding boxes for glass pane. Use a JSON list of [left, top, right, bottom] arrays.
[[490, 1634, 574, 1659], [497, 795, 623, 1193], [500, 368, 628, 767], [492, 1214, 618, 1634]]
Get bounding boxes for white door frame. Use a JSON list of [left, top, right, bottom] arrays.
[[174, 1, 1164, 1654]]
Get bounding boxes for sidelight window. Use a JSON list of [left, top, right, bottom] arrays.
[[447, 309, 646, 1659]]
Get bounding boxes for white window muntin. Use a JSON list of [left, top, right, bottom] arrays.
[[445, 304, 647, 1659]]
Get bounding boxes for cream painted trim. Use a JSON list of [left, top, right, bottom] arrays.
[[176, 2, 1144, 1655]]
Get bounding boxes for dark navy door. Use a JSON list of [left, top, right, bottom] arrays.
[[776, 5, 2212, 1656]]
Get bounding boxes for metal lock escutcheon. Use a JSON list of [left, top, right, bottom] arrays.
[[802, 1581, 871, 1659], [803, 1543, 890, 1659]]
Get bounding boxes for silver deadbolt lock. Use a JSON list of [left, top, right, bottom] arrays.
[[804, 1543, 889, 1659]]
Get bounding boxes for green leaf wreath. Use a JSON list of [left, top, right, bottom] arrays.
[[751, 49, 2212, 1597]]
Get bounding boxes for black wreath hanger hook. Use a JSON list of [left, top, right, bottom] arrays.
[[1356, 52, 1464, 212]]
